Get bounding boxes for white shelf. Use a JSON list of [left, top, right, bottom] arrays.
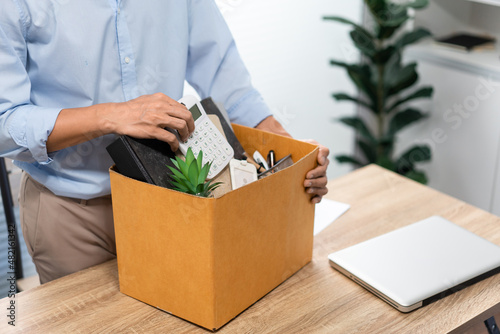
[[405, 40, 500, 79], [467, 0, 500, 7]]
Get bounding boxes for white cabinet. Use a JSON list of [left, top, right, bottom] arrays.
[[398, 0, 500, 214]]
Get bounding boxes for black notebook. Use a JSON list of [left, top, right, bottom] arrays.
[[435, 33, 496, 52], [106, 97, 246, 188]]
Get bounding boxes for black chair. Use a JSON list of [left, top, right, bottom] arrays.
[[0, 158, 23, 290]]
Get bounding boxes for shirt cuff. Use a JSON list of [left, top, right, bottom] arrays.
[[227, 90, 273, 128], [7, 105, 62, 164]]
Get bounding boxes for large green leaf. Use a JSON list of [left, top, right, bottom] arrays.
[[381, 13, 409, 28], [371, 46, 396, 64], [365, 0, 387, 14], [385, 62, 418, 97], [167, 165, 188, 183], [350, 30, 376, 57], [323, 16, 374, 39], [394, 28, 431, 50], [198, 163, 210, 184], [187, 161, 199, 188], [386, 86, 433, 113], [330, 61, 378, 109], [196, 150, 203, 172], [375, 155, 396, 171], [174, 156, 189, 178], [185, 147, 195, 167], [395, 145, 431, 171], [338, 117, 376, 142], [332, 93, 373, 110], [387, 108, 427, 137], [335, 155, 364, 166], [171, 181, 190, 193], [404, 169, 428, 184], [357, 139, 377, 163]]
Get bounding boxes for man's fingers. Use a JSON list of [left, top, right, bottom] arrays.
[[307, 186, 328, 197], [317, 146, 330, 165], [150, 127, 180, 152], [311, 195, 323, 204], [306, 163, 328, 180], [304, 176, 327, 189], [160, 116, 191, 142]]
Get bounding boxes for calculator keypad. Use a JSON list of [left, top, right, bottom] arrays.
[[183, 119, 234, 179]]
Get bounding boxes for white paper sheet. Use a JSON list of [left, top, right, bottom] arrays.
[[313, 198, 350, 236]]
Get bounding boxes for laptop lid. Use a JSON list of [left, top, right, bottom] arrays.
[[328, 216, 500, 312]]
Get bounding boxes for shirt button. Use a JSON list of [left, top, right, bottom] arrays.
[[124, 57, 130, 64], [117, 8, 121, 14]]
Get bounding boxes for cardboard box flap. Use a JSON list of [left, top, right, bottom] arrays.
[[232, 124, 317, 165]]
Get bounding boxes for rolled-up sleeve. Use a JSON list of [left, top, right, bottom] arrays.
[[0, 1, 61, 164], [185, 0, 272, 128]]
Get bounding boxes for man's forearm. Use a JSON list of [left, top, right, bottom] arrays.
[[255, 116, 291, 138], [46, 93, 194, 153], [46, 103, 113, 152]]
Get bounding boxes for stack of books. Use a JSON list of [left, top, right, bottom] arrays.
[[435, 32, 496, 52]]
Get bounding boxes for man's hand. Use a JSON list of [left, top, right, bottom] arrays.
[[255, 116, 330, 204], [102, 93, 195, 152], [47, 93, 195, 152], [302, 139, 329, 204]]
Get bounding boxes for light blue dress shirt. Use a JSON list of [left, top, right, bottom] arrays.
[[0, 0, 271, 199]]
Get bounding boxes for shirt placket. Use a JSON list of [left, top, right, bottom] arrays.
[[113, 0, 139, 101]]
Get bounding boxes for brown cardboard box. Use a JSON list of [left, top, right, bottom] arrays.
[[109, 124, 318, 331]]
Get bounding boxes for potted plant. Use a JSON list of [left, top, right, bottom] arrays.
[[167, 148, 222, 197], [325, 0, 433, 183]]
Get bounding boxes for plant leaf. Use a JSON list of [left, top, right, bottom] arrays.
[[387, 108, 427, 137], [196, 150, 203, 172], [386, 86, 433, 113], [357, 139, 377, 163], [187, 160, 199, 188], [198, 162, 210, 185], [185, 147, 195, 168], [175, 156, 189, 178], [371, 46, 396, 64], [323, 16, 374, 39], [394, 28, 431, 50], [167, 165, 188, 182], [335, 155, 364, 166], [169, 174, 195, 193], [171, 181, 190, 193], [332, 93, 372, 110], [404, 169, 428, 184], [350, 30, 376, 57], [376, 155, 396, 171], [381, 12, 409, 27], [171, 158, 180, 170], [338, 117, 376, 143], [330, 61, 378, 109], [385, 61, 418, 97], [395, 145, 431, 172]]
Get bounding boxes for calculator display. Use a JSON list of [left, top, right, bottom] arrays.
[[189, 104, 202, 121]]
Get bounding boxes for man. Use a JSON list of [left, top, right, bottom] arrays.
[[0, 0, 329, 284]]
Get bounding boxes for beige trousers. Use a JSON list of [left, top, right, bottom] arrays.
[[19, 173, 116, 284]]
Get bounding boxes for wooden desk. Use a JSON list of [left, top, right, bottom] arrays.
[[2, 165, 500, 333]]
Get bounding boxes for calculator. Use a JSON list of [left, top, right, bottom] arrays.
[[177, 96, 234, 179]]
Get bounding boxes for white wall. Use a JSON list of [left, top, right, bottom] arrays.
[[188, 0, 364, 179]]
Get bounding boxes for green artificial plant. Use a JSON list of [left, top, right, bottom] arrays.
[[325, 0, 433, 183], [168, 148, 221, 197]]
